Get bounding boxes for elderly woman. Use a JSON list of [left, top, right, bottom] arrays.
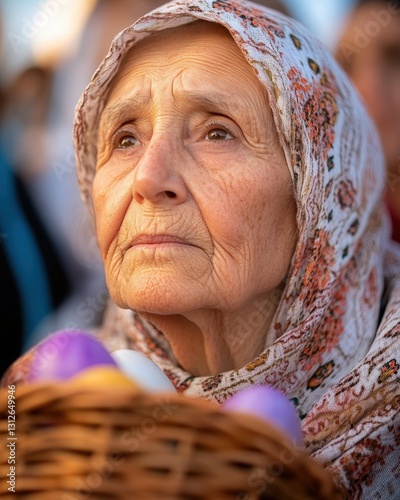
[[5, 0, 400, 497]]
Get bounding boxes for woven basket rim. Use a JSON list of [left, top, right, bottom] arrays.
[[0, 382, 343, 499]]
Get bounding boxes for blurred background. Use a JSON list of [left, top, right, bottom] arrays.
[[0, 0, 358, 85], [1, 0, 94, 84]]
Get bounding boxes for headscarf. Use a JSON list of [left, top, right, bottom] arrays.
[[73, 0, 400, 497]]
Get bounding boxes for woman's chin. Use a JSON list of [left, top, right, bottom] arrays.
[[112, 280, 204, 316]]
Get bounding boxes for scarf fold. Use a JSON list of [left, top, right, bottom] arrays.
[[73, 0, 400, 496]]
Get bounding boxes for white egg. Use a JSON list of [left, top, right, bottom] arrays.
[[111, 349, 176, 392]]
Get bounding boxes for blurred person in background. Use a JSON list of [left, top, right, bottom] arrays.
[[0, 62, 73, 377], [0, 6, 70, 375], [335, 0, 400, 242], [0, 0, 65, 371]]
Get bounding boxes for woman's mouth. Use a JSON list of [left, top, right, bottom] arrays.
[[130, 234, 193, 248]]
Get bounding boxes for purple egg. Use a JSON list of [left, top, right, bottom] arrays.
[[27, 329, 117, 382], [222, 385, 304, 448]]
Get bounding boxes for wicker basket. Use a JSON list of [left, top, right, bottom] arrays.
[[0, 382, 342, 499]]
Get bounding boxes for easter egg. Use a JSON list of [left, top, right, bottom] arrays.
[[27, 330, 117, 382], [222, 385, 304, 448], [111, 349, 176, 392], [70, 366, 141, 390]]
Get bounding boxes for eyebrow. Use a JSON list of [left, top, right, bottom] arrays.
[[99, 95, 147, 132], [99, 89, 255, 133], [175, 90, 244, 114]]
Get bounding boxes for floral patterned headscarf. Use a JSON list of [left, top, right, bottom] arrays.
[[73, 0, 400, 496]]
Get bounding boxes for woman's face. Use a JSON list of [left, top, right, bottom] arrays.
[[94, 22, 297, 316]]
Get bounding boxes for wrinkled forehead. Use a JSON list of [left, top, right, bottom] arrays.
[[100, 19, 274, 141], [104, 20, 256, 106], [114, 20, 234, 70]]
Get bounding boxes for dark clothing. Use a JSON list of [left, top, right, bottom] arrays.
[[0, 151, 70, 377], [387, 201, 400, 244]]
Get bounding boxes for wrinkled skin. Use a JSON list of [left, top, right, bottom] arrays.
[[94, 22, 297, 375]]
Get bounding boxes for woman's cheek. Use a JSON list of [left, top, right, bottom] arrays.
[[93, 167, 133, 256], [93, 194, 117, 260]]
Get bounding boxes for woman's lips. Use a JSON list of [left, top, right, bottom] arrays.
[[130, 234, 193, 247]]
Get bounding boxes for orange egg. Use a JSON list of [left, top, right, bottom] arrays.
[[70, 366, 142, 390]]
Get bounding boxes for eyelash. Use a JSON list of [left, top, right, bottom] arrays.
[[202, 121, 236, 142], [112, 128, 139, 150]]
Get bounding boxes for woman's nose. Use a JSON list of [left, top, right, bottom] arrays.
[[133, 137, 187, 205]]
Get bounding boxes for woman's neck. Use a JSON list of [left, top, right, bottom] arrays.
[[140, 290, 282, 376]]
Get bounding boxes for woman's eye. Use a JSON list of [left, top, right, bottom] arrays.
[[205, 128, 234, 141], [114, 133, 140, 149]]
